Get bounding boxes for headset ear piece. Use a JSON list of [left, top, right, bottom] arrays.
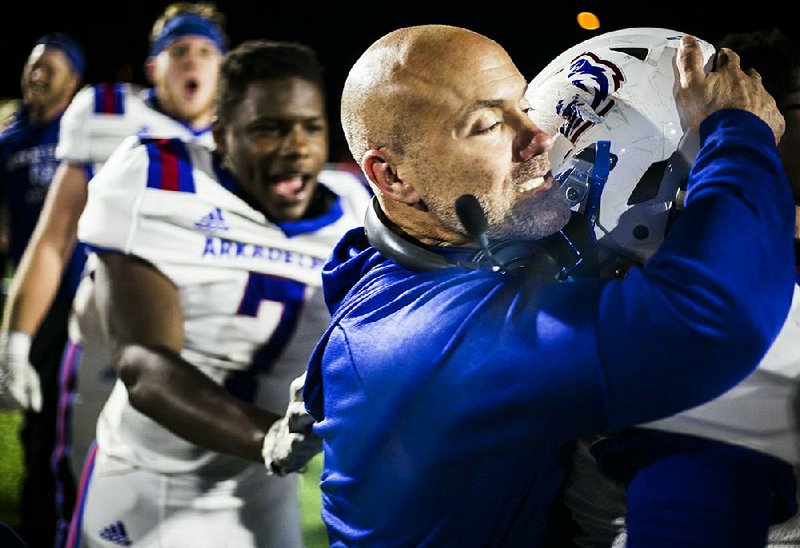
[[363, 197, 452, 271]]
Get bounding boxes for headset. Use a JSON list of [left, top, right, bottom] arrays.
[[362, 135, 615, 281], [363, 195, 590, 281]]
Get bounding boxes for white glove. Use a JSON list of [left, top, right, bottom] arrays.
[[262, 372, 322, 476], [0, 331, 42, 412]]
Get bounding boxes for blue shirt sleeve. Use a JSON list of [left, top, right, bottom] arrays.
[[598, 109, 796, 428]]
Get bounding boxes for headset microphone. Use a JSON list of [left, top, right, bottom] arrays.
[[454, 194, 505, 272]]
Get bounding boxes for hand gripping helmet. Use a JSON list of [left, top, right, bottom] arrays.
[[526, 27, 716, 265], [529, 29, 800, 469]]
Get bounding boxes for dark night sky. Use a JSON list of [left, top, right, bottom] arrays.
[[1, 1, 795, 160]]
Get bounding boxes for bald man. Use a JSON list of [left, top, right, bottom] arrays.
[[303, 25, 794, 546]]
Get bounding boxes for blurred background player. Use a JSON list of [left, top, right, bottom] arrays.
[[67, 38, 368, 547], [0, 32, 85, 548], [0, 3, 227, 545]]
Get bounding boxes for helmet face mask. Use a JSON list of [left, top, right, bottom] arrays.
[[526, 27, 716, 265]]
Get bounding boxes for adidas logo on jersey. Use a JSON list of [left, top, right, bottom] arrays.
[[195, 207, 230, 232], [99, 520, 132, 546]]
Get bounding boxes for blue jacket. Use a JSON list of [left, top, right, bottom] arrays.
[[0, 108, 86, 298], [305, 110, 796, 547]]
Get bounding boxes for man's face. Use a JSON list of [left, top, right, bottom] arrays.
[[149, 36, 221, 127], [397, 39, 571, 241], [216, 77, 328, 222], [20, 45, 78, 110]]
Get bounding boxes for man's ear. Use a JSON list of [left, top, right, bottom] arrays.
[[362, 150, 420, 205], [144, 57, 155, 85], [211, 118, 226, 155], [68, 72, 82, 97]]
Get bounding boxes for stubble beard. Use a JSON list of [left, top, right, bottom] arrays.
[[487, 183, 571, 241], [425, 181, 571, 244]]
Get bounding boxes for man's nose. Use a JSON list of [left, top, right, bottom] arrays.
[[281, 125, 310, 156], [30, 67, 45, 83], [514, 117, 552, 163]]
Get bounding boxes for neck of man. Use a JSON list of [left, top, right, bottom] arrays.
[[380, 197, 474, 248], [26, 100, 66, 126]]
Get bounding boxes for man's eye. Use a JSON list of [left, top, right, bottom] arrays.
[[476, 121, 502, 134], [250, 126, 280, 137], [305, 123, 326, 134]]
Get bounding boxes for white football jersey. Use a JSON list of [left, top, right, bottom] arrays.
[[57, 83, 214, 168], [77, 136, 371, 474], [55, 83, 214, 477]]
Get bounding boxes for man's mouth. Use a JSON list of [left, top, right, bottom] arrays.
[[272, 175, 306, 199], [514, 172, 552, 193], [184, 79, 199, 95]]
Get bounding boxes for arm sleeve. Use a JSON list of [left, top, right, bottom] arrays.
[[55, 85, 96, 163], [599, 109, 797, 428], [76, 135, 149, 253], [56, 84, 145, 164]]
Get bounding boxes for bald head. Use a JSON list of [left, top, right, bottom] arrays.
[[341, 25, 505, 167], [340, 24, 565, 245]]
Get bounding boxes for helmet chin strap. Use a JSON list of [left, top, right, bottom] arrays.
[[566, 138, 649, 279], [582, 140, 611, 243]]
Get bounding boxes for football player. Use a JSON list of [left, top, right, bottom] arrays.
[[0, 3, 227, 541], [66, 39, 370, 547]]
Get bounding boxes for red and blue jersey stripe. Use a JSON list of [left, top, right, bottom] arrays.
[[93, 83, 125, 115], [64, 441, 97, 548], [144, 138, 196, 193]]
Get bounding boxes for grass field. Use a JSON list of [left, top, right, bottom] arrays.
[[0, 412, 23, 526], [299, 453, 328, 548], [0, 411, 329, 546]]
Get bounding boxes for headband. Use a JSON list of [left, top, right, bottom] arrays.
[[150, 13, 225, 57], [36, 33, 85, 76]]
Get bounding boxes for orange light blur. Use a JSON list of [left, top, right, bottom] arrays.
[[577, 11, 601, 30]]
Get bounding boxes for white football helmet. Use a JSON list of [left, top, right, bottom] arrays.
[[526, 27, 716, 265]]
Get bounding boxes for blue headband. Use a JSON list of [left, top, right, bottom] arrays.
[[35, 33, 85, 76], [150, 13, 226, 57]]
